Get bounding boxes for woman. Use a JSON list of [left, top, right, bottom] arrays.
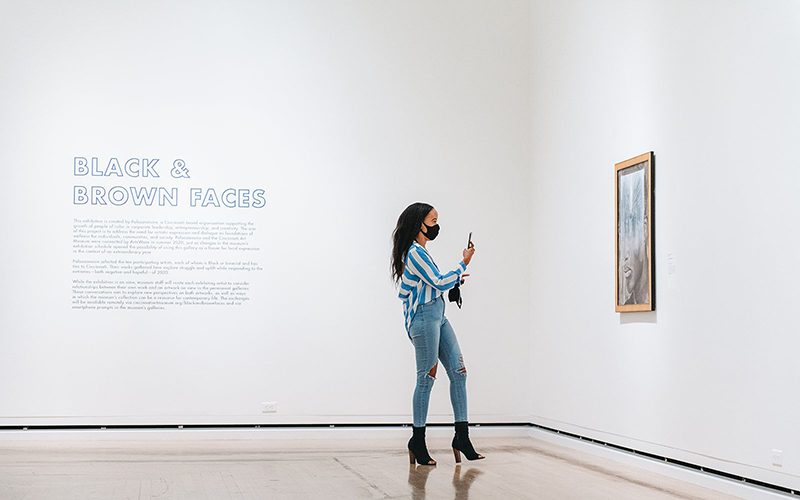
[[391, 202, 485, 466]]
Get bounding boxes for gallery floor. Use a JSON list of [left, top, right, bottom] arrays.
[[0, 433, 748, 500]]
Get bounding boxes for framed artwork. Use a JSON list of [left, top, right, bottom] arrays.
[[615, 151, 654, 312]]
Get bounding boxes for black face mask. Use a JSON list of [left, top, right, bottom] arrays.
[[422, 222, 440, 240]]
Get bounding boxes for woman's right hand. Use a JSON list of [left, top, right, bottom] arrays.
[[463, 242, 475, 266]]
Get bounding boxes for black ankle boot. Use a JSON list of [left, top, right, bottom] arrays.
[[408, 425, 436, 465], [452, 421, 485, 462]]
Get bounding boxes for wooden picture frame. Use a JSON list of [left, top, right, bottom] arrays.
[[615, 151, 654, 312]]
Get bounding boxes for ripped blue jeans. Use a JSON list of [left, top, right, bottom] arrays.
[[408, 295, 468, 427]]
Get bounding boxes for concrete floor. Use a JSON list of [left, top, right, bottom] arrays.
[[0, 435, 747, 500]]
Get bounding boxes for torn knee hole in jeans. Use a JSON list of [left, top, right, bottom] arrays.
[[457, 354, 467, 374], [428, 362, 438, 379]]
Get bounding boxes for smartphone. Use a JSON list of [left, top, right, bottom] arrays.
[[467, 232, 473, 248]]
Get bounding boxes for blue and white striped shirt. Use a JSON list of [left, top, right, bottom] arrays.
[[398, 241, 467, 336]]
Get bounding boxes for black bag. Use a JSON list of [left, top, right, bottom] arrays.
[[448, 283, 463, 308]]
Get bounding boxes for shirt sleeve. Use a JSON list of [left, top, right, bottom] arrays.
[[406, 247, 466, 292]]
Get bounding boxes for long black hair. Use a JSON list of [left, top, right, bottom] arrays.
[[391, 202, 433, 285]]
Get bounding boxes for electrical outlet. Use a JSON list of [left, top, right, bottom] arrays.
[[772, 449, 783, 467], [262, 402, 278, 413]]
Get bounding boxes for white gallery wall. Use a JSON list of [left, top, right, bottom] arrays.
[[0, 1, 531, 426], [528, 0, 800, 491], [3, 0, 798, 493]]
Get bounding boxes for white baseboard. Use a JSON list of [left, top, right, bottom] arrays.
[[0, 414, 532, 427], [0, 424, 531, 441]]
